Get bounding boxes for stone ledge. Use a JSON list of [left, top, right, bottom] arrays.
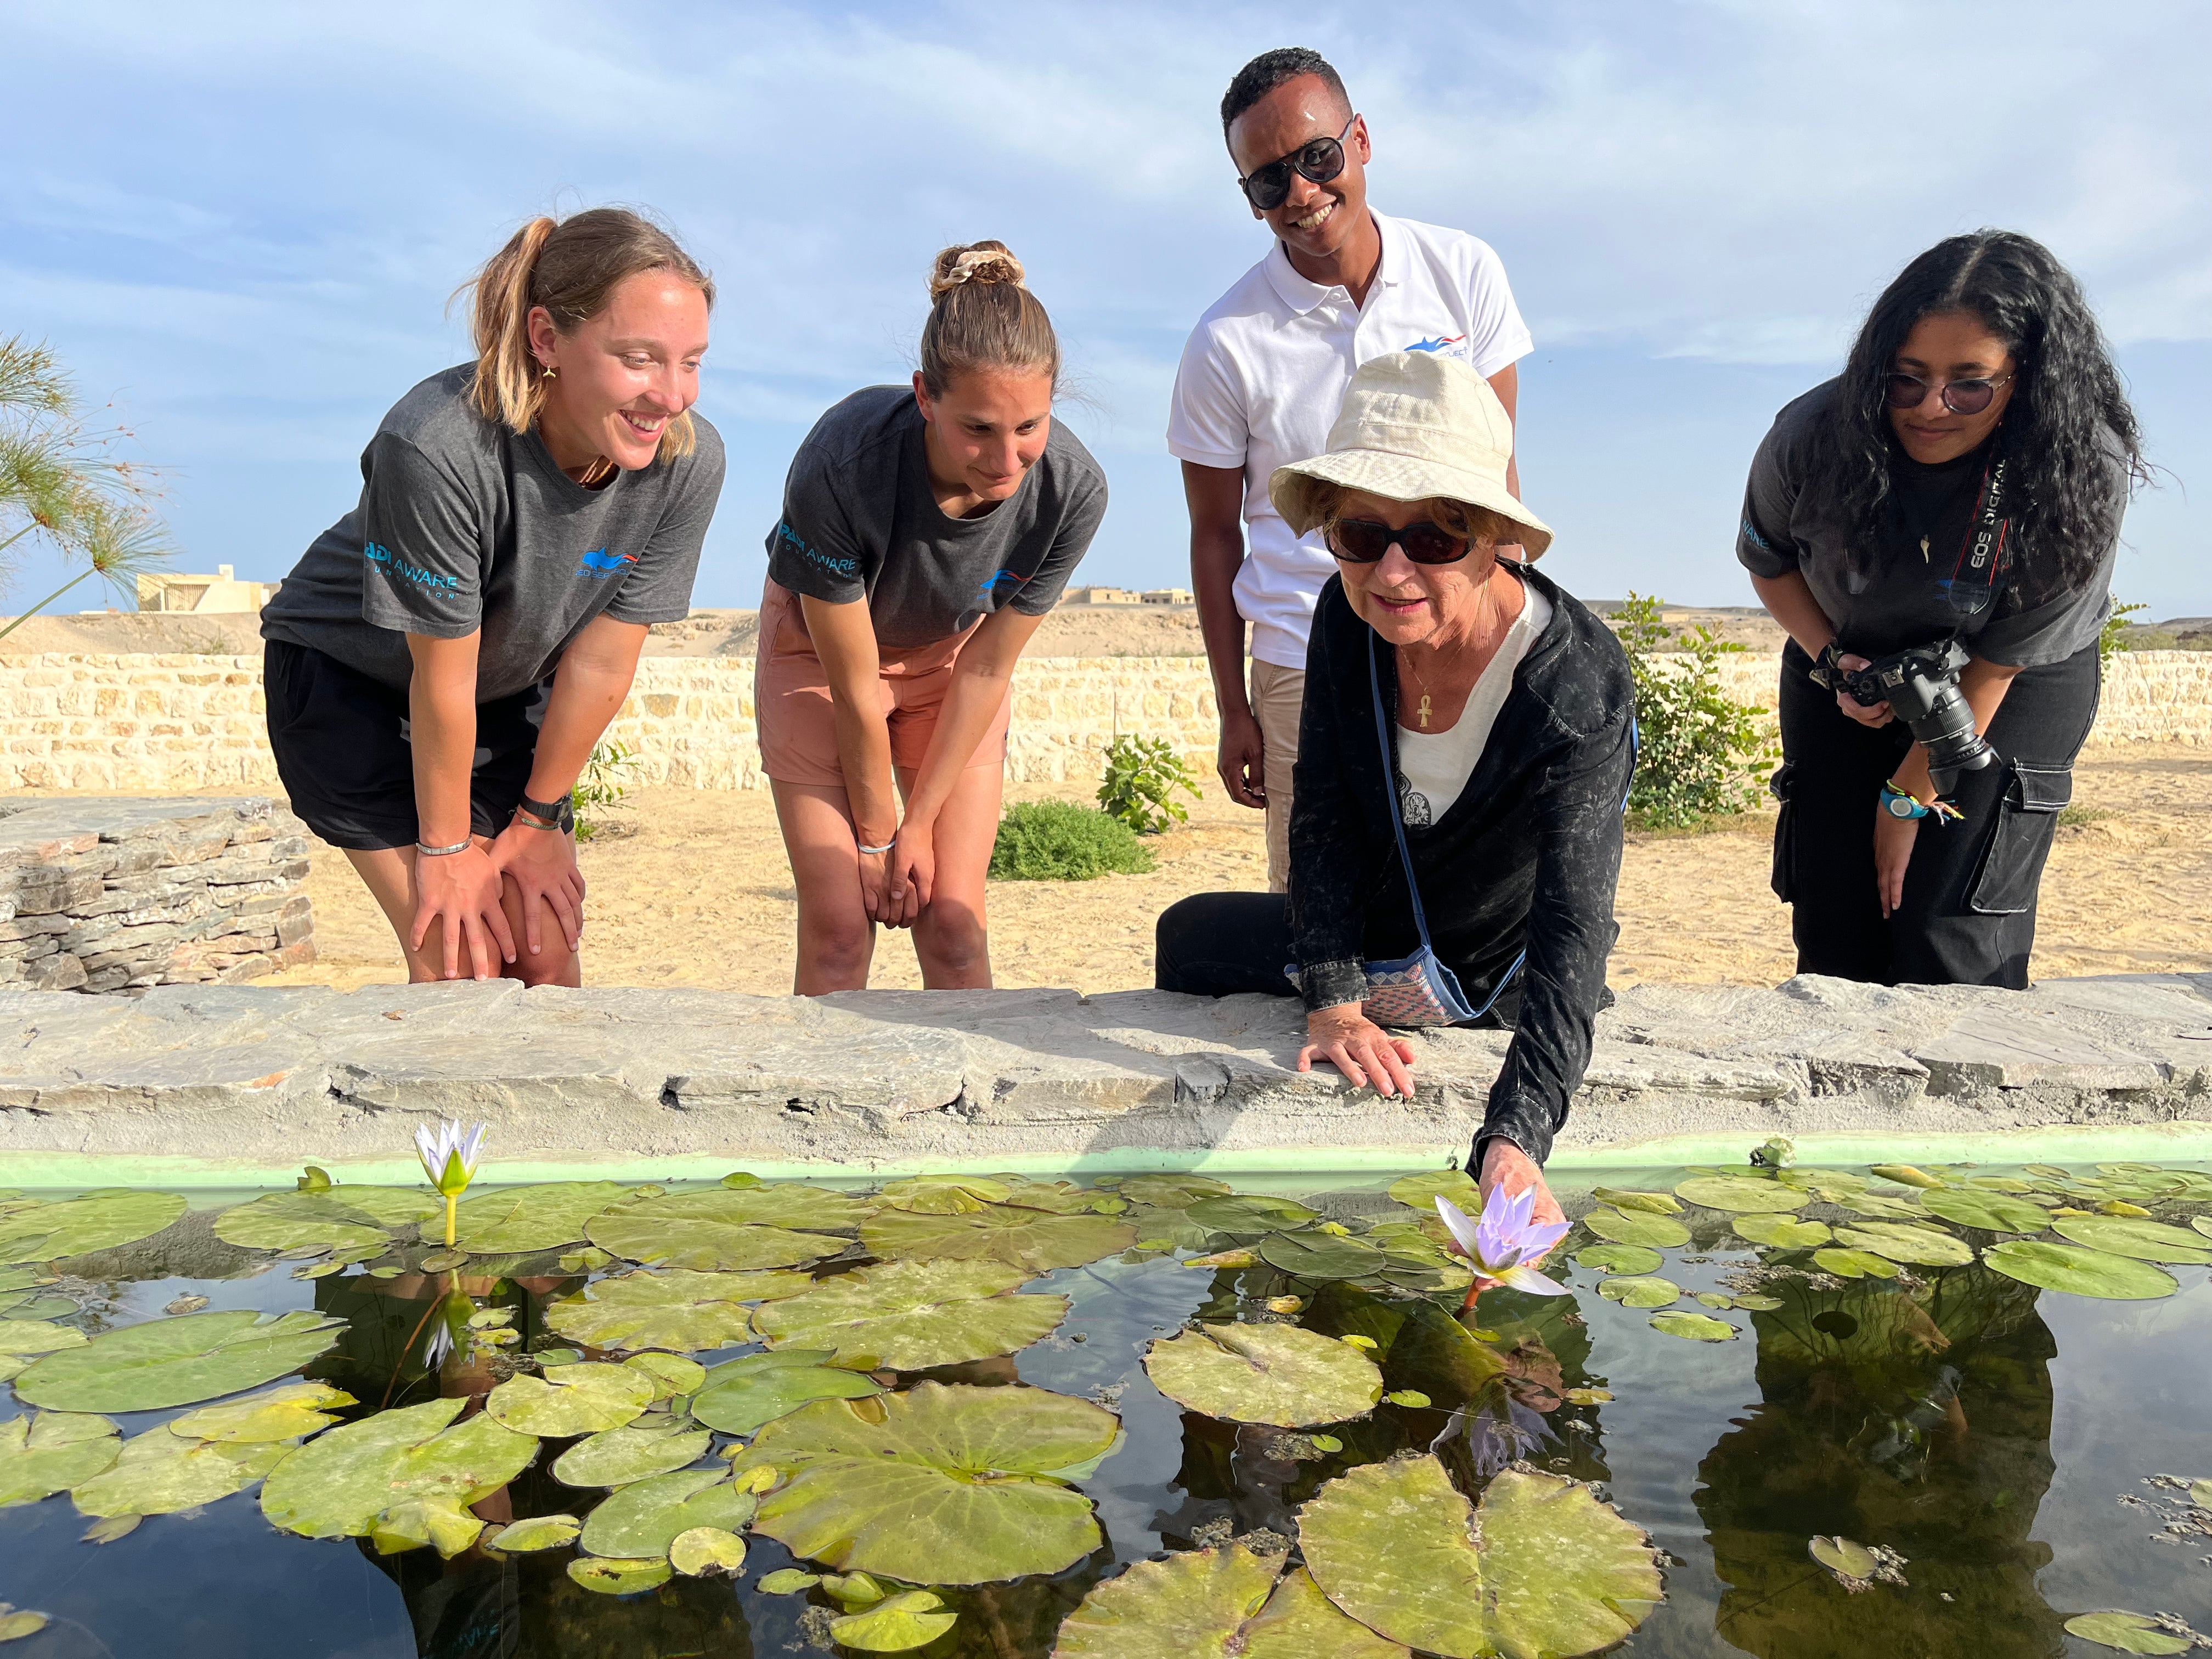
[[1, 973, 2206, 1176]]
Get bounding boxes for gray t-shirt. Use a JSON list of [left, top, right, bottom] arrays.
[[261, 364, 725, 699], [1736, 378, 2117, 667], [765, 386, 1106, 651]]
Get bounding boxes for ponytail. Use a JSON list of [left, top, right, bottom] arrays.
[[917, 240, 1060, 398], [459, 207, 715, 458]]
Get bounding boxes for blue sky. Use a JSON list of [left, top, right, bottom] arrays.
[[4, 0, 2207, 621]]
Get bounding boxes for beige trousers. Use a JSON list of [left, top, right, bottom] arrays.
[[1249, 659, 1306, 894]]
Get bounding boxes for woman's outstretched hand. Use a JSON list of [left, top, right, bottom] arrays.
[[1873, 802, 1920, 918], [1477, 1138, 1565, 1272], [489, 822, 585, 958], [1298, 1004, 1418, 1098], [410, 844, 516, 981]]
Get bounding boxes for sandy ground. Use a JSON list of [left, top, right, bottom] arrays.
[[262, 745, 2212, 997]]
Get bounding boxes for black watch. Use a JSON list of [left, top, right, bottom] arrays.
[[1809, 641, 1848, 691], [516, 791, 575, 833]]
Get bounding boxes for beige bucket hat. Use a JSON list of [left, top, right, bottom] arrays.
[[1269, 349, 1555, 558]]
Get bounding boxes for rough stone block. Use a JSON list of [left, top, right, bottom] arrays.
[[22, 951, 87, 992], [276, 908, 314, 947]]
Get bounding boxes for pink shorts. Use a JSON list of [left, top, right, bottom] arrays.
[[754, 579, 1012, 788]]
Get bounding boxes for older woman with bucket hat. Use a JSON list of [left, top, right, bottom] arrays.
[[1155, 349, 1633, 1231]]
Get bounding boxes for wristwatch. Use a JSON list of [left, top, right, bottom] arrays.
[[1809, 642, 1849, 691], [515, 791, 575, 833]]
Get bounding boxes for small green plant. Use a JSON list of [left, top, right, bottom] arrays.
[[1615, 592, 1775, 831], [0, 336, 172, 639], [572, 740, 640, 840], [989, 800, 1156, 881], [2056, 803, 2113, 830], [2099, 599, 2152, 663], [1097, 733, 1201, 834]]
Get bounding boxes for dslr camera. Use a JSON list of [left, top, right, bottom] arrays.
[[1839, 639, 1997, 793]]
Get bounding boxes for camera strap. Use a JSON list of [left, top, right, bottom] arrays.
[[1936, 450, 2012, 619]]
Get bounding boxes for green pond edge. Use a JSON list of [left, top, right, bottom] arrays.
[[5, 1120, 2209, 1192]]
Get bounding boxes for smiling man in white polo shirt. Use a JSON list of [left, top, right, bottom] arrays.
[[1169, 46, 1533, 892]]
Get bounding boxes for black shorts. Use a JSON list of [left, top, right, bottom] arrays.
[[263, 638, 549, 852]]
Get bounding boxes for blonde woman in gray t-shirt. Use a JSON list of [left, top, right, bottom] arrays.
[[759, 242, 1107, 992], [260, 209, 725, 986]]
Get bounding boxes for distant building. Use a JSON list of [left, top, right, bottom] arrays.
[[137, 566, 275, 614], [1065, 586, 1142, 605], [1141, 588, 1193, 606]]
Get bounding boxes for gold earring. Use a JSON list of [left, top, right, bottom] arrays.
[[539, 363, 556, 380]]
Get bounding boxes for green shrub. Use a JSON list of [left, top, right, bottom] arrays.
[[989, 800, 1156, 881], [1615, 592, 1775, 831], [2099, 599, 2151, 663], [1097, 733, 1202, 834], [571, 740, 640, 841]]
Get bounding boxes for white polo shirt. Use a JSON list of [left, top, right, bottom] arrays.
[[1166, 209, 1533, 670]]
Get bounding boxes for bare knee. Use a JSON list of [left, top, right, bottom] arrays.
[[917, 905, 989, 981], [799, 915, 873, 988]]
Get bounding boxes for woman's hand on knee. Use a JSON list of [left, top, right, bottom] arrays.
[[490, 823, 585, 957], [410, 844, 516, 980], [1872, 805, 1918, 918], [888, 819, 935, 929], [1298, 1004, 1418, 1098]]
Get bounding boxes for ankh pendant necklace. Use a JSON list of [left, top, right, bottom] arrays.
[[1402, 653, 1437, 729]]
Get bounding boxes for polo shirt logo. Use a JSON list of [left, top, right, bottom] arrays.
[[1407, 334, 1468, 354], [977, 567, 1028, 599], [577, 548, 637, 579]]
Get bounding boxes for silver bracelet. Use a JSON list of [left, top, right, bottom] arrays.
[[415, 837, 475, 857], [857, 839, 896, 856]]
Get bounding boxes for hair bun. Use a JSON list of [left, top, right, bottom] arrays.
[[929, 241, 1025, 300]]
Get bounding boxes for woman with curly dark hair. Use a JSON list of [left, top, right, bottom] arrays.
[[1739, 230, 2148, 986]]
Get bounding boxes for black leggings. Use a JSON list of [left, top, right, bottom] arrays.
[[1153, 893, 1299, 998], [1770, 640, 2100, 988]]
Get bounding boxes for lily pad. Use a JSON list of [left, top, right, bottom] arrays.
[[1581, 1208, 1691, 1249], [1870, 1164, 1944, 1189], [876, 1175, 1011, 1214], [1810, 1247, 1901, 1278], [544, 1267, 813, 1352], [1144, 1322, 1382, 1427], [211, 1191, 389, 1256], [1982, 1242, 2178, 1300], [861, 1204, 1136, 1274], [830, 1590, 958, 1652], [1731, 1214, 1833, 1249], [0, 1192, 186, 1263], [483, 1514, 580, 1553], [624, 1351, 706, 1398], [670, 1525, 748, 1577], [587, 1190, 851, 1272], [0, 1606, 50, 1642], [578, 1466, 758, 1558], [1596, 1276, 1681, 1310], [0, 1412, 119, 1507], [999, 1180, 1125, 1216], [1673, 1176, 1807, 1214], [1809, 1535, 1876, 1583], [1116, 1174, 1233, 1209], [1299, 1457, 1660, 1659], [1919, 1188, 2052, 1233], [168, 1381, 355, 1443], [1055, 1545, 1410, 1659], [1836, 1190, 1928, 1221], [1650, 1310, 1737, 1341], [1185, 1195, 1321, 1233], [751, 1257, 1068, 1369], [1832, 1222, 1973, 1267], [553, 1420, 713, 1487], [261, 1396, 537, 1540], [692, 1350, 890, 1437], [1257, 1229, 1389, 1281], [312, 1187, 442, 1229], [1592, 1187, 1684, 1215], [568, 1556, 671, 1595], [69, 1428, 290, 1517], [454, 1182, 631, 1253], [1385, 1170, 1481, 1213], [485, 1362, 654, 1437], [2063, 1612, 2199, 1654], [1573, 1244, 1662, 1276], [2051, 1216, 2212, 1264], [729, 1381, 1120, 1585], [760, 1568, 822, 1594], [667, 1182, 873, 1230], [12, 1310, 345, 1412], [0, 1319, 88, 1357]]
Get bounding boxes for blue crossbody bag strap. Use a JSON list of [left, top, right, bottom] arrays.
[[1368, 637, 1439, 953]]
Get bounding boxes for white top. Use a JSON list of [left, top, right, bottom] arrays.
[[1396, 587, 1552, 827], [1166, 210, 1534, 670]]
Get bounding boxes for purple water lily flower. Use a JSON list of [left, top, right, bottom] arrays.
[[1436, 1189, 1571, 1295]]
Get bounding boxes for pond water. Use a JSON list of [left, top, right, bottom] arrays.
[[2, 1156, 2209, 1658]]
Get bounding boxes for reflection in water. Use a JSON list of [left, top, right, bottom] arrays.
[[1695, 1266, 2067, 1659]]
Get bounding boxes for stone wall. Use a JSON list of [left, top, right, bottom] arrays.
[[0, 797, 314, 994], [1, 649, 2207, 793]]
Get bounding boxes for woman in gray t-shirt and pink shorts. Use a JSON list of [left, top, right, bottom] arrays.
[[759, 241, 1107, 992]]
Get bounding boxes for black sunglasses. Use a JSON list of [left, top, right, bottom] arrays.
[[1884, 371, 2015, 416], [1327, 518, 1473, 566], [1237, 116, 1359, 212]]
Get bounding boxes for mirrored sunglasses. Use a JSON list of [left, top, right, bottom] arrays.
[[1237, 117, 1358, 212]]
